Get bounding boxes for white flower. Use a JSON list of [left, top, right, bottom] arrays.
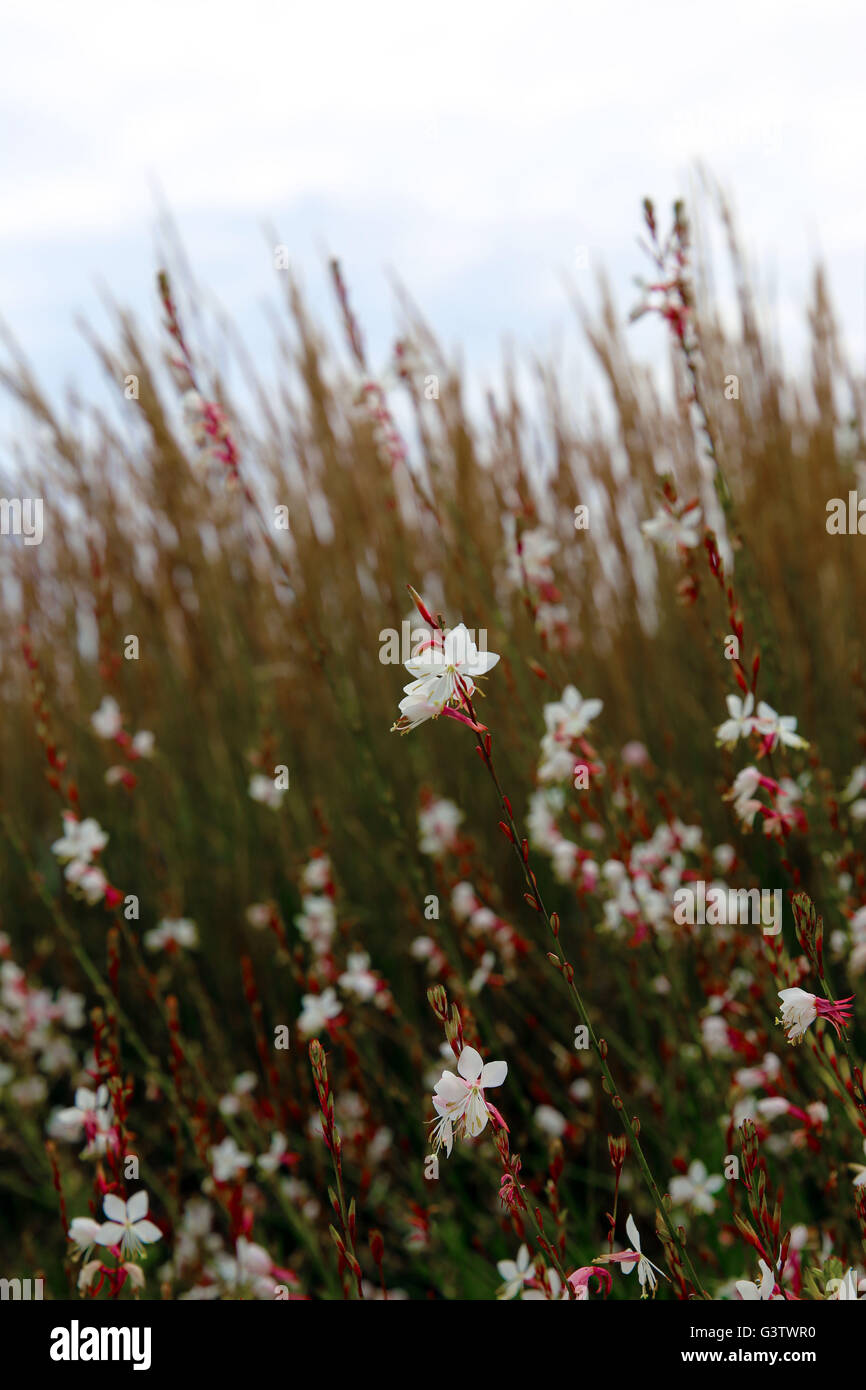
[[227, 1071, 257, 1100], [506, 526, 558, 587], [776, 988, 817, 1043], [736, 1259, 779, 1300], [210, 1136, 253, 1182], [724, 766, 763, 827], [468, 950, 496, 994], [249, 774, 285, 809], [394, 623, 500, 731], [295, 895, 336, 954], [536, 689, 602, 785], [56, 1085, 112, 1138], [297, 987, 341, 1038], [755, 702, 809, 752], [534, 603, 570, 639], [756, 1096, 791, 1121], [143, 917, 198, 952], [496, 1244, 532, 1299], [403, 624, 500, 694], [716, 693, 758, 749], [131, 730, 155, 757], [256, 1133, 289, 1175], [430, 1044, 507, 1156], [393, 683, 444, 732], [338, 952, 378, 1001], [668, 1160, 724, 1214], [551, 839, 580, 883], [735, 1052, 781, 1090], [57, 989, 86, 1029], [78, 1260, 104, 1291], [64, 861, 108, 905], [526, 790, 561, 850], [622, 740, 649, 767], [537, 733, 578, 784], [97, 1190, 162, 1259], [68, 1217, 103, 1256], [91, 696, 123, 739], [642, 505, 702, 551], [534, 1104, 567, 1138], [620, 1213, 665, 1297], [51, 812, 108, 864], [301, 856, 331, 892], [230, 1238, 281, 1298], [418, 797, 464, 856], [543, 686, 603, 740], [123, 1262, 146, 1290], [451, 881, 479, 920], [522, 1267, 570, 1300]]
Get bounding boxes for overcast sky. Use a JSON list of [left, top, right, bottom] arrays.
[[2, 0, 865, 430]]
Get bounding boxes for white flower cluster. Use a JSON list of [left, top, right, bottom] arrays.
[[451, 881, 521, 967], [91, 696, 155, 770], [715, 693, 808, 754], [51, 811, 110, 905], [293, 854, 336, 958], [597, 821, 704, 938], [0, 936, 84, 1098], [538, 686, 603, 784]]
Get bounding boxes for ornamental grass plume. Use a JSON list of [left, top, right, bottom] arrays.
[[3, 189, 866, 1301]]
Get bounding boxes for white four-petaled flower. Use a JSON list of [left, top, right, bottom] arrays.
[[210, 1136, 253, 1182], [668, 1159, 724, 1214], [297, 987, 341, 1038], [496, 1243, 533, 1299], [97, 1191, 162, 1259], [620, 1213, 665, 1297], [642, 505, 703, 552], [715, 693, 758, 749], [430, 1044, 507, 1155], [51, 812, 108, 864], [755, 701, 808, 752]]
